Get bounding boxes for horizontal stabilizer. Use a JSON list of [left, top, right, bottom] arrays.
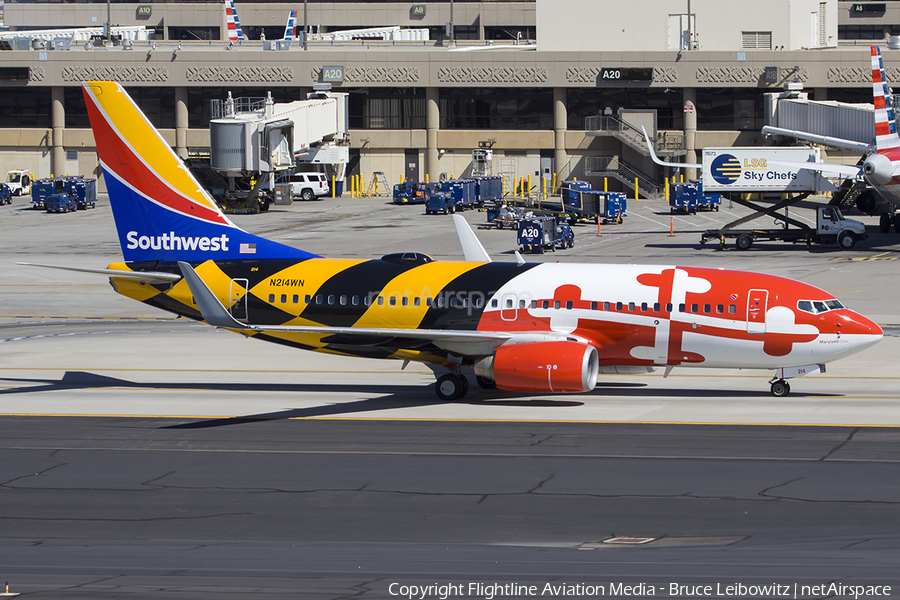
[[18, 262, 182, 283]]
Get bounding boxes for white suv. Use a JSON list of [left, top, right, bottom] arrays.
[[287, 173, 330, 200]]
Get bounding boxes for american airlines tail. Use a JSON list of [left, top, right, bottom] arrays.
[[81, 81, 318, 263], [283, 10, 297, 41], [872, 45, 900, 153], [225, 0, 244, 42]]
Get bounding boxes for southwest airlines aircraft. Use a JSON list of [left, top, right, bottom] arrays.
[[26, 82, 883, 401]]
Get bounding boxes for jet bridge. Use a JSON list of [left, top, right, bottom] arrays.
[[207, 90, 349, 212]]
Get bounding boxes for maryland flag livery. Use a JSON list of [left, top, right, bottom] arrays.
[[27, 81, 883, 401]]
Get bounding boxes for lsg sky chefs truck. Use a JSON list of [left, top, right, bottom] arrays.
[[698, 147, 867, 250]]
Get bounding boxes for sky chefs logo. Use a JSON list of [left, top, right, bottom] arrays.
[[710, 154, 742, 185], [126, 231, 230, 252]]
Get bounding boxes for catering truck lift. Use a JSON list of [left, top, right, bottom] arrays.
[[695, 147, 866, 250]]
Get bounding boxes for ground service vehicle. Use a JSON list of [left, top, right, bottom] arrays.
[[517, 216, 562, 253], [672, 180, 721, 214], [44, 192, 76, 213], [425, 191, 457, 214], [0, 183, 11, 205], [30, 81, 884, 403], [32, 176, 97, 210], [702, 206, 867, 250], [6, 170, 32, 196]]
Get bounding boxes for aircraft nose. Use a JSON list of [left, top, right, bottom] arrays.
[[838, 311, 883, 347]]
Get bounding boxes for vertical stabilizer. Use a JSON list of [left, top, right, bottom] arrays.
[[872, 45, 900, 152], [283, 10, 297, 41], [82, 81, 318, 263], [225, 0, 244, 42]]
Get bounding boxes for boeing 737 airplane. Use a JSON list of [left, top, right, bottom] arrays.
[[24, 82, 883, 401]]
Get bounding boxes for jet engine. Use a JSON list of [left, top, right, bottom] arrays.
[[855, 190, 891, 215], [474, 341, 599, 393], [863, 153, 894, 186]]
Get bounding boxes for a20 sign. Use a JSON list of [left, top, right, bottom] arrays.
[[322, 66, 344, 83], [600, 67, 653, 82]]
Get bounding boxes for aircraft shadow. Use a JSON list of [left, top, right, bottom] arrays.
[[0, 371, 843, 430]]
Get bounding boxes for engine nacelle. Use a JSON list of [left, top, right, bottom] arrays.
[[863, 153, 894, 186], [855, 190, 891, 215], [474, 341, 599, 393]]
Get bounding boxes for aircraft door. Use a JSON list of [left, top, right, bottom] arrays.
[[230, 278, 249, 322], [500, 293, 518, 321], [747, 289, 768, 334]]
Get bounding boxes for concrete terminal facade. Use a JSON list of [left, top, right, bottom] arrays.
[[0, 0, 893, 192]]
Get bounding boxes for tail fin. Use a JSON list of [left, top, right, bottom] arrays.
[[872, 45, 900, 153], [283, 10, 297, 41], [82, 81, 318, 263], [225, 0, 244, 42]]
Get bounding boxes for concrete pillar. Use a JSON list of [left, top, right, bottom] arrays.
[[426, 87, 439, 183], [175, 87, 188, 159], [682, 87, 698, 181], [51, 87, 65, 177], [553, 87, 568, 182]]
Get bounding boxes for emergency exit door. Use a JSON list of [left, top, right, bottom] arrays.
[[746, 289, 768, 334]]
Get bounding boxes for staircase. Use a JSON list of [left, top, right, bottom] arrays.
[[584, 155, 664, 199], [585, 116, 686, 157]]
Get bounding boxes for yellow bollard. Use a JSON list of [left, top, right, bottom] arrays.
[[542, 177, 547, 200], [552, 172, 557, 194], [360, 173, 365, 197], [680, 174, 684, 183], [502, 177, 506, 197], [665, 176, 669, 204], [374, 178, 378, 197], [603, 177, 608, 192], [332, 175, 336, 198], [425, 173, 429, 183], [527, 174, 532, 200], [635, 177, 639, 201]]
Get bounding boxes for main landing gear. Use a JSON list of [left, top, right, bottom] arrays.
[[435, 373, 469, 400]]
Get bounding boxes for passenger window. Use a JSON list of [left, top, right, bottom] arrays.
[[542, 300, 550, 309], [475, 297, 483, 308], [268, 294, 275, 303], [402, 297, 408, 306], [364, 296, 372, 306], [616, 302, 623, 311], [352, 296, 359, 306], [653, 303, 660, 312], [377, 296, 384, 306], [340, 295, 347, 305], [293, 294, 299, 304], [316, 295, 323, 305], [628, 302, 635, 312], [491, 299, 498, 308], [427, 297, 434, 307], [280, 294, 287, 304], [666, 303, 673, 313], [729, 305, 736, 314], [691, 303, 698, 313], [389, 296, 397, 306], [566, 300, 573, 310], [554, 300, 561, 309], [716, 304, 723, 314], [604, 302, 610, 311], [305, 295, 311, 304], [591, 301, 597, 310], [531, 300, 538, 309], [519, 299, 526, 309], [451, 297, 459, 308], [704, 304, 711, 314], [679, 303, 686, 312], [505, 298, 513, 309], [414, 297, 421, 307], [328, 295, 335, 305], [641, 302, 648, 312]]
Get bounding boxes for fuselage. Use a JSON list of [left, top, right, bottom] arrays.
[[109, 258, 883, 371]]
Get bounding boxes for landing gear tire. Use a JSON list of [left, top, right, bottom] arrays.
[[736, 234, 753, 250], [476, 375, 496, 389], [436, 373, 468, 401], [770, 379, 790, 397], [880, 213, 892, 233], [838, 231, 857, 249]]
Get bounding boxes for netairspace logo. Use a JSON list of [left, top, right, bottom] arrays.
[[126, 231, 230, 252]]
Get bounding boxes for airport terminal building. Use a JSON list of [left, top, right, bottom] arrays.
[[0, 0, 895, 192]]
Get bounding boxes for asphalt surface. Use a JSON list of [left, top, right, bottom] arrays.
[[1, 193, 899, 598]]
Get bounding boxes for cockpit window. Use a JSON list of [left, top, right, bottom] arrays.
[[798, 299, 845, 314]]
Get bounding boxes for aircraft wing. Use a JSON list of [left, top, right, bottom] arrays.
[[765, 160, 864, 179], [641, 126, 702, 169], [18, 262, 182, 284], [177, 261, 571, 357], [761, 126, 874, 154]]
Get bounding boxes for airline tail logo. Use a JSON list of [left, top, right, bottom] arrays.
[[82, 81, 319, 263], [283, 10, 297, 41], [225, 0, 244, 42], [871, 45, 900, 151]]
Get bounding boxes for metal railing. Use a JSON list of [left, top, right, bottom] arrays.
[[585, 115, 686, 156], [584, 155, 663, 198]]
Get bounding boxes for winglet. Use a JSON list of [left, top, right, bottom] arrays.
[[177, 261, 248, 329], [452, 214, 491, 262], [642, 126, 702, 169]]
